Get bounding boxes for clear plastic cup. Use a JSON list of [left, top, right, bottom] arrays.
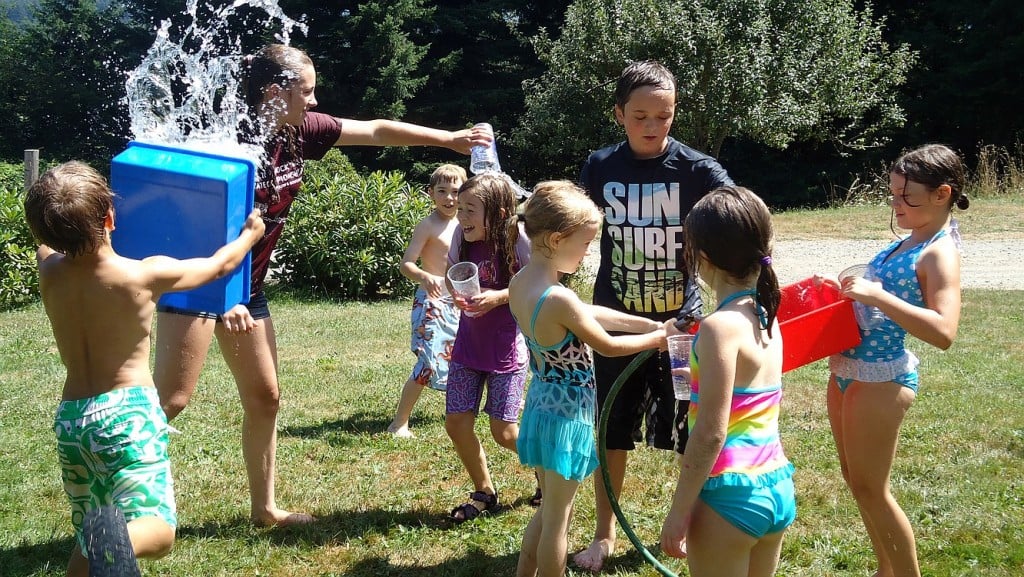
[[667, 334, 695, 400], [447, 261, 481, 317], [838, 264, 868, 282], [838, 263, 885, 330]]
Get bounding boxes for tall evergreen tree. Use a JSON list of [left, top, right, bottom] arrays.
[[4, 0, 152, 163], [406, 1, 572, 177]]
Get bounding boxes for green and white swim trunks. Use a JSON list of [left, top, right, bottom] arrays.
[[54, 386, 176, 554]]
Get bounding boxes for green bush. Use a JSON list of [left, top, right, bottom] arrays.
[[0, 161, 26, 190], [0, 180, 39, 311], [304, 148, 360, 183], [273, 168, 431, 298]]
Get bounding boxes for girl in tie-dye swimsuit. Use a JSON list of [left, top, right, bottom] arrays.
[[827, 144, 969, 577], [660, 186, 792, 577]]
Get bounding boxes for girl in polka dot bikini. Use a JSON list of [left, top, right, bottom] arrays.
[[827, 144, 969, 577]]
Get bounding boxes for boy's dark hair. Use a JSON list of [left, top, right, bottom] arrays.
[[684, 186, 781, 336], [24, 161, 115, 257], [892, 144, 970, 211], [615, 60, 677, 109]]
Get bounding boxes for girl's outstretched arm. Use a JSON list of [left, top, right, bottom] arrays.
[[586, 303, 661, 334], [545, 288, 663, 356], [334, 118, 489, 154]]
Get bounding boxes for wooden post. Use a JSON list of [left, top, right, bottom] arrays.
[[24, 149, 40, 190]]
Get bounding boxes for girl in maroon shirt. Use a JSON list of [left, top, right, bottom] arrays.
[[153, 44, 490, 526]]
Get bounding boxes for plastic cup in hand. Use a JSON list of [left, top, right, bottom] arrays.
[[667, 334, 695, 401], [447, 261, 481, 317], [838, 263, 886, 330], [838, 264, 868, 282]]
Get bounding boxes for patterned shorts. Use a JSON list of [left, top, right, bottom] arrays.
[[446, 361, 528, 422], [409, 288, 460, 391], [54, 386, 176, 555]]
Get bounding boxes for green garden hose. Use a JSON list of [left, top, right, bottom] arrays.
[[597, 348, 679, 577]]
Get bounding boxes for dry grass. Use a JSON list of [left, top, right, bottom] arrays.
[[772, 194, 1024, 240]]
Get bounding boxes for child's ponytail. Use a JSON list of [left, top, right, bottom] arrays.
[[756, 255, 781, 338], [684, 186, 780, 336], [503, 212, 522, 281]]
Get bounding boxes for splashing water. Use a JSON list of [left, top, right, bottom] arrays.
[[124, 0, 307, 161]]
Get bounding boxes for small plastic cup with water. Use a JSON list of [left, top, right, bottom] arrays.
[[667, 334, 695, 401], [838, 263, 886, 330], [447, 261, 481, 317]]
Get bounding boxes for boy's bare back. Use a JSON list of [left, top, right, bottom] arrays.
[[26, 161, 264, 402], [40, 248, 171, 401], [38, 219, 262, 402]]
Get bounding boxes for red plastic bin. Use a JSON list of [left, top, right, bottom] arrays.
[[778, 277, 861, 372]]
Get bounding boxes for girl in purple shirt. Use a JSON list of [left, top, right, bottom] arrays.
[[445, 173, 532, 522]]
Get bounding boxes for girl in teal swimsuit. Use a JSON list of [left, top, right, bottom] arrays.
[[659, 186, 792, 577], [509, 181, 665, 577], [827, 144, 969, 577]]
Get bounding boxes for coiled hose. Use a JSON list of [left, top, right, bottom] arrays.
[[597, 348, 679, 577]]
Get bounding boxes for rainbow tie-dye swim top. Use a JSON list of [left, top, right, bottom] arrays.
[[688, 338, 794, 490]]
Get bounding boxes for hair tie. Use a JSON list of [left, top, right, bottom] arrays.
[[760, 255, 772, 266]]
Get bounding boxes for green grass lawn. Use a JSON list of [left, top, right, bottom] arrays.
[[2, 197, 1023, 576]]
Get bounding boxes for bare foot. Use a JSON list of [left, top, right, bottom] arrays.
[[387, 423, 415, 438], [573, 538, 614, 572], [253, 508, 315, 527]]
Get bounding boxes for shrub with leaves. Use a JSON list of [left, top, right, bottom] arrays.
[[273, 168, 431, 299], [0, 180, 39, 311]]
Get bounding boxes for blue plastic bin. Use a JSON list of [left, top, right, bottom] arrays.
[[110, 141, 256, 315]]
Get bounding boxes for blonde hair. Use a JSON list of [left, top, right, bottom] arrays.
[[429, 164, 467, 190], [24, 161, 115, 257], [519, 181, 602, 256]]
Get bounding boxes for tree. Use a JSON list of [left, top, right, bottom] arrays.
[[1, 0, 158, 164], [873, 0, 1024, 157], [282, 0, 572, 180], [405, 0, 572, 179], [513, 0, 916, 183]]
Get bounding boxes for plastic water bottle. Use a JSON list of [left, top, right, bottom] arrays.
[[853, 268, 887, 330], [470, 123, 501, 175]]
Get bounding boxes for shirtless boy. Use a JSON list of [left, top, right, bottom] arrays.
[[24, 161, 264, 576], [387, 163, 467, 437]]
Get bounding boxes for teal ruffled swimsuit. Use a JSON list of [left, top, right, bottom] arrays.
[[515, 285, 600, 482]]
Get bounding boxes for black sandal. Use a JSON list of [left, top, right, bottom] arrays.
[[450, 490, 499, 523], [530, 486, 543, 508], [530, 471, 543, 507]]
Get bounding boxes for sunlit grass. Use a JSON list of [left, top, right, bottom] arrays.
[[2, 207, 1023, 575]]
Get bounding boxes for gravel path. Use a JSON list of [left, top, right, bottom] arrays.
[[773, 239, 1022, 290], [582, 238, 1022, 290]]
